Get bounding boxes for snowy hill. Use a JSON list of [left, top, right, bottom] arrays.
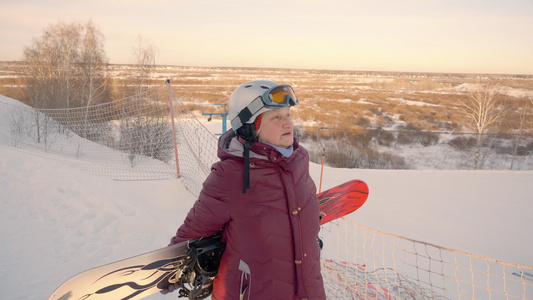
[[0, 94, 532, 299]]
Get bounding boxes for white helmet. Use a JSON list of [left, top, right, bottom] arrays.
[[229, 80, 298, 131]]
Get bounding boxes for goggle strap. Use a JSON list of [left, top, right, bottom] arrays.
[[231, 96, 265, 129], [234, 107, 252, 129], [289, 97, 298, 106]]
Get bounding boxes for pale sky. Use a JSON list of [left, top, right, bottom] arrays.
[[1, 0, 532, 75]]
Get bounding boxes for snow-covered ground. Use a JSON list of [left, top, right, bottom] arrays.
[[0, 94, 532, 299]]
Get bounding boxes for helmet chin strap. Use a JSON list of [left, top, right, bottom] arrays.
[[242, 140, 253, 194], [236, 123, 259, 194]]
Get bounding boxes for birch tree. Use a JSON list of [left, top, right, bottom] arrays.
[[455, 80, 507, 169], [133, 35, 158, 94], [23, 20, 109, 109], [23, 20, 109, 142], [78, 20, 109, 108]]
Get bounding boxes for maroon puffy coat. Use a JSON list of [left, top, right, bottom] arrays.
[[171, 130, 326, 300]]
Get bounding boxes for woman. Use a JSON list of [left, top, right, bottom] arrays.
[[169, 80, 326, 299]]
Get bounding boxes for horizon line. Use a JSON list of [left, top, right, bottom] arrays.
[[1, 60, 532, 77]]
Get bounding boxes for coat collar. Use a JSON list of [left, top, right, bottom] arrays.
[[218, 129, 300, 162]]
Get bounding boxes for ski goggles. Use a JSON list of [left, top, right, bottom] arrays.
[[231, 85, 299, 130]]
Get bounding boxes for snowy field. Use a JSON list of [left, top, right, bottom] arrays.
[[0, 95, 532, 299]]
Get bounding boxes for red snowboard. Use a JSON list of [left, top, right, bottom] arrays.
[[318, 179, 369, 225]]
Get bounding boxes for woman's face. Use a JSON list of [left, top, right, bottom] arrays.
[[258, 106, 294, 148]]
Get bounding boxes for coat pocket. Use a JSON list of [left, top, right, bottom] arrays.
[[239, 260, 251, 300]]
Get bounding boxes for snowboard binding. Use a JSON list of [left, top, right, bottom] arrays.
[[170, 234, 226, 300]]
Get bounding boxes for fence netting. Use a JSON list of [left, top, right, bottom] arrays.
[[0, 83, 531, 299], [0, 82, 219, 186], [320, 219, 532, 299]]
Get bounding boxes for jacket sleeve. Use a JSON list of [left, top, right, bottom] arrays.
[[170, 164, 232, 244]]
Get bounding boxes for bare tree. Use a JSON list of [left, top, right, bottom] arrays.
[[24, 22, 81, 109], [509, 105, 530, 170], [455, 79, 508, 169], [133, 35, 158, 94], [77, 21, 110, 139], [57, 23, 81, 109], [78, 20, 109, 108], [22, 20, 109, 142], [23, 20, 109, 109], [119, 36, 172, 164], [24, 34, 59, 110]]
